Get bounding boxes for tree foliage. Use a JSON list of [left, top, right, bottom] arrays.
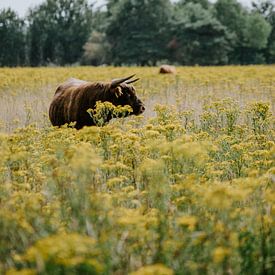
[[252, 0, 275, 62], [81, 31, 110, 65], [170, 2, 232, 65], [0, 0, 274, 66], [106, 0, 172, 65], [0, 9, 26, 66], [214, 0, 272, 64], [27, 0, 92, 66]]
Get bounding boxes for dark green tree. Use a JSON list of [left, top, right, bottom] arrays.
[[214, 0, 271, 64], [106, 0, 172, 66], [92, 8, 108, 33], [240, 12, 271, 64], [0, 9, 26, 66], [176, 0, 210, 9], [106, 0, 123, 16], [27, 0, 92, 66], [169, 2, 232, 65], [252, 0, 275, 16], [214, 0, 247, 63], [252, 0, 275, 63]]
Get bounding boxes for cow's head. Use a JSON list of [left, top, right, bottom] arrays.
[[110, 75, 145, 115]]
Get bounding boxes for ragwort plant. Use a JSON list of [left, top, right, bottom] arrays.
[[0, 67, 274, 275]]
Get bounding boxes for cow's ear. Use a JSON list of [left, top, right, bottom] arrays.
[[112, 86, 123, 98]]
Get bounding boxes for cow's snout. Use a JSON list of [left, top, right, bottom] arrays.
[[139, 105, 145, 114]]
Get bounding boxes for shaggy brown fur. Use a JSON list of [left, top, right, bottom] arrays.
[[159, 65, 176, 74], [49, 77, 145, 129]]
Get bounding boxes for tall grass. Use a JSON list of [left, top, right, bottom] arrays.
[[0, 66, 274, 131]]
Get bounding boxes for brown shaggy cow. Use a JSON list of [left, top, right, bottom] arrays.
[[49, 75, 145, 129], [159, 65, 176, 74]]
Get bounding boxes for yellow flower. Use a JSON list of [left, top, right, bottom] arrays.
[[204, 185, 232, 209], [177, 215, 198, 231], [107, 176, 128, 188], [130, 264, 174, 275], [6, 268, 36, 275], [21, 232, 102, 272], [213, 247, 231, 264]]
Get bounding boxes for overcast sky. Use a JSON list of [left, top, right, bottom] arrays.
[[0, 0, 107, 16], [0, 0, 252, 17]]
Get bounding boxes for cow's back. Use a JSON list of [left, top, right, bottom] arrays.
[[54, 78, 88, 95], [49, 78, 90, 128]]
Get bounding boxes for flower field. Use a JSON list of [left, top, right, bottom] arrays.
[[0, 66, 274, 274]]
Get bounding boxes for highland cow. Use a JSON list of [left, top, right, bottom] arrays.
[[49, 75, 145, 129], [159, 65, 176, 74]]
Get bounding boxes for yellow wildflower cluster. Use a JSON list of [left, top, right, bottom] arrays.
[[0, 66, 274, 274]]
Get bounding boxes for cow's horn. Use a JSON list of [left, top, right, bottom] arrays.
[[111, 74, 135, 87], [125, 78, 139, 84]]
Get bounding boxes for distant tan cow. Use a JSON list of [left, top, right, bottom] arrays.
[[159, 65, 176, 74], [49, 75, 145, 129]]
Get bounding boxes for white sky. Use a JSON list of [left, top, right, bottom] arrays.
[[0, 0, 107, 16], [0, 0, 252, 17]]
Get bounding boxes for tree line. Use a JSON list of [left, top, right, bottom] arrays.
[[1, 0, 275, 67]]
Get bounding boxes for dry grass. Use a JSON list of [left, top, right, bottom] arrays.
[[0, 66, 274, 132]]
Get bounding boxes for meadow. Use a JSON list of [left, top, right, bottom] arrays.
[[0, 66, 274, 274]]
